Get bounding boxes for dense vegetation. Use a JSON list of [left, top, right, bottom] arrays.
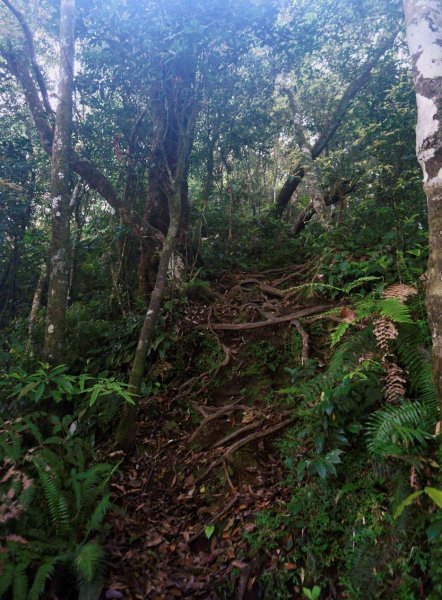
[[1, 0, 442, 598]]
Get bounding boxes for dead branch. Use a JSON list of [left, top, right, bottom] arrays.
[[210, 305, 331, 331], [292, 319, 309, 364], [222, 459, 235, 491]]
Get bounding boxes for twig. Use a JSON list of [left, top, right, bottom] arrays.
[[222, 459, 235, 491]]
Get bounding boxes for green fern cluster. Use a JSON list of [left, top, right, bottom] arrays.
[[0, 413, 115, 600], [366, 323, 438, 458]]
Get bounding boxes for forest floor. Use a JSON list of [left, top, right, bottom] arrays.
[[104, 265, 334, 599]]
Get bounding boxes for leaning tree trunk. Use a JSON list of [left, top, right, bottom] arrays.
[[116, 189, 182, 449], [43, 0, 75, 363], [404, 0, 442, 402]]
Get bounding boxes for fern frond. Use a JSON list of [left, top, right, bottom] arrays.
[[366, 401, 435, 456], [0, 562, 14, 596], [28, 558, 58, 600], [343, 276, 381, 294], [330, 322, 350, 347], [76, 464, 113, 509], [34, 459, 70, 535], [13, 562, 29, 600], [75, 542, 106, 588], [379, 298, 412, 323], [85, 494, 111, 536]]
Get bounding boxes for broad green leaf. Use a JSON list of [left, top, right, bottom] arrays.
[[394, 490, 423, 519], [18, 381, 40, 399], [425, 487, 442, 509]]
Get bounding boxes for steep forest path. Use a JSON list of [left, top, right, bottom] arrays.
[[105, 264, 334, 599]]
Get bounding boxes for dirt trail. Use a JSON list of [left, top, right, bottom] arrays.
[[105, 266, 331, 599]]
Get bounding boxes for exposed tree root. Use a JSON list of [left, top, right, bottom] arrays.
[[210, 305, 330, 330], [189, 399, 249, 443], [292, 318, 309, 364], [195, 417, 295, 483]]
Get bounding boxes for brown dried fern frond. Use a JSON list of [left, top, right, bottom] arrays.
[[0, 459, 32, 525], [383, 362, 407, 404], [373, 317, 399, 353], [383, 284, 418, 303]]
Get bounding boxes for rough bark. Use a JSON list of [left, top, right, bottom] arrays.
[[283, 87, 330, 229], [292, 180, 356, 235], [43, 0, 75, 363], [28, 261, 48, 346], [404, 0, 442, 403], [272, 30, 398, 218], [67, 184, 84, 305]]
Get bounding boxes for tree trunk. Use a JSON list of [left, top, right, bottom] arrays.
[[404, 0, 442, 402], [116, 191, 182, 449], [43, 0, 75, 363], [67, 184, 84, 305]]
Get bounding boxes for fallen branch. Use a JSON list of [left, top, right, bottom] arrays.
[[210, 305, 331, 331]]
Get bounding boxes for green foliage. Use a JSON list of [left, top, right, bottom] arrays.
[[0, 369, 117, 599], [366, 401, 437, 457]]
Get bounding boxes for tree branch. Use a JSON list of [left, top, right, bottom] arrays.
[[272, 29, 399, 218], [1, 0, 54, 118]]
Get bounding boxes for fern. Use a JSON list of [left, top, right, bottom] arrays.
[[28, 558, 58, 600], [395, 326, 437, 407], [0, 563, 14, 596], [366, 400, 435, 456], [34, 458, 70, 535], [330, 321, 350, 347], [12, 563, 29, 600], [75, 542, 106, 600], [342, 276, 382, 294], [379, 298, 413, 323], [75, 541, 105, 583], [85, 493, 111, 536]]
